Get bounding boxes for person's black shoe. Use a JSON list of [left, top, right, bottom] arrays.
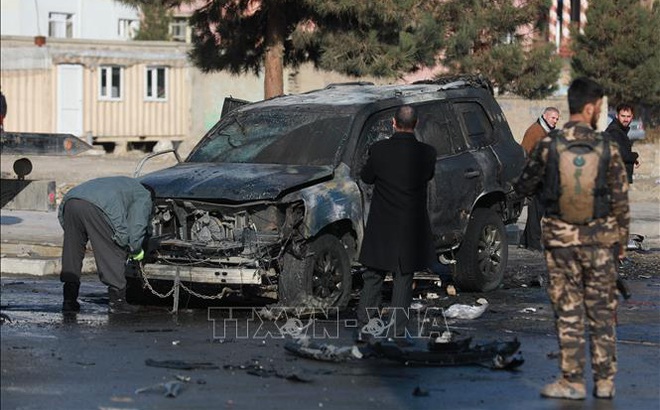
[[62, 282, 81, 313], [62, 300, 81, 312], [108, 288, 139, 314]]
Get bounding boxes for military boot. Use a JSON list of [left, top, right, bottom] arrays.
[[108, 287, 139, 314], [594, 380, 615, 399], [540, 378, 586, 400], [62, 282, 81, 312]]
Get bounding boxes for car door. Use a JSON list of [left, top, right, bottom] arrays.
[[352, 109, 396, 226], [453, 100, 502, 199], [416, 102, 481, 250]]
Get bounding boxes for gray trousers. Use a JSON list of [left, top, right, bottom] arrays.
[[357, 268, 414, 337], [60, 199, 127, 290]]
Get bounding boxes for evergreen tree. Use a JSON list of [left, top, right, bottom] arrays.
[[134, 3, 173, 41], [571, 0, 660, 109], [437, 0, 561, 99], [188, 0, 444, 98], [121, 1, 565, 100]]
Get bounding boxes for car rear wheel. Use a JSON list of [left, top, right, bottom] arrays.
[[453, 207, 507, 292], [279, 234, 352, 309]]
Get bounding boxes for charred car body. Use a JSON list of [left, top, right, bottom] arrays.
[[134, 76, 526, 308]]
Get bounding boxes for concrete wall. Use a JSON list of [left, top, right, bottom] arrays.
[[184, 64, 386, 154], [497, 95, 610, 143], [496, 96, 569, 143]]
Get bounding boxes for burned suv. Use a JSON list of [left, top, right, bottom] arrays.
[[134, 76, 526, 308]]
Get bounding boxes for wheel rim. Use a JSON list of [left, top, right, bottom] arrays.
[[477, 224, 503, 276], [312, 249, 343, 301]]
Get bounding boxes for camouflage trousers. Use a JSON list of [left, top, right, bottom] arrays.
[[545, 245, 618, 383]]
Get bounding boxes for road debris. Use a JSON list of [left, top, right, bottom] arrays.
[[145, 358, 218, 370], [135, 380, 183, 398], [443, 298, 489, 319], [283, 332, 523, 370], [412, 386, 429, 397], [284, 336, 364, 362], [0, 312, 12, 324], [627, 233, 647, 251], [223, 360, 313, 382], [374, 336, 523, 369]]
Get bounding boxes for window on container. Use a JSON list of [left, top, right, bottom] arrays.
[[118, 19, 139, 40], [99, 66, 123, 100], [145, 67, 167, 100], [169, 17, 188, 42], [49, 12, 74, 38]]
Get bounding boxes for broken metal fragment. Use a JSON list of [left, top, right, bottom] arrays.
[[284, 337, 364, 362]]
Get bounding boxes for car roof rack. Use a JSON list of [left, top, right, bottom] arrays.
[[324, 81, 375, 89], [412, 74, 494, 95]]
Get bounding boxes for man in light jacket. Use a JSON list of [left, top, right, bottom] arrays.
[[58, 176, 153, 313]]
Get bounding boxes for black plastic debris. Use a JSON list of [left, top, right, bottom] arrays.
[[223, 361, 312, 382], [374, 337, 523, 369], [276, 371, 313, 383], [145, 359, 218, 370], [134, 328, 175, 333], [627, 234, 646, 251], [283, 334, 524, 370], [0, 312, 12, 324], [412, 386, 430, 397]]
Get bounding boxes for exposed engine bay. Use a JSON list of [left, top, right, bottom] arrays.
[[140, 198, 305, 290]]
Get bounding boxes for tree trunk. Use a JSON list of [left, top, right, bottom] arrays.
[[264, 4, 285, 99]]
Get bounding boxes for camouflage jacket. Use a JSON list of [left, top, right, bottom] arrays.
[[514, 121, 630, 250]]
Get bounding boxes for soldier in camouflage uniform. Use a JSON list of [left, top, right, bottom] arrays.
[[514, 78, 630, 400]]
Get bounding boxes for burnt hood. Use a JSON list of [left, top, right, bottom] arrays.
[[139, 162, 334, 202]]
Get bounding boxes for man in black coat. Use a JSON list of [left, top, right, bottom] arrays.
[[356, 105, 437, 342], [605, 103, 640, 184]]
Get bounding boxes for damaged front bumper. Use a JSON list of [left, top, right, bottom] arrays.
[[130, 197, 307, 291]]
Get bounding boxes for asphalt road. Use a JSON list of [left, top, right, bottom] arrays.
[[2, 245, 659, 410], [1, 195, 659, 410]]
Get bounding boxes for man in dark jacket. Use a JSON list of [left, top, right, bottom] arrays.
[[356, 105, 437, 342], [605, 103, 640, 184], [58, 176, 153, 313]]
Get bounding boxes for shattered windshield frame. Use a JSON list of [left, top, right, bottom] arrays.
[[187, 107, 353, 166]]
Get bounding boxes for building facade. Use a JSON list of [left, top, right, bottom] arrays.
[[0, 0, 140, 41]]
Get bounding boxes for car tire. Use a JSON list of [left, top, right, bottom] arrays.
[[279, 234, 352, 309], [454, 207, 508, 292]]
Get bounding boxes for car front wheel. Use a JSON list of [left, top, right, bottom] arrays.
[[453, 207, 508, 292], [279, 234, 352, 309]]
